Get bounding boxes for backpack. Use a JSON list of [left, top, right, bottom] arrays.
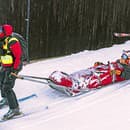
[[11, 32, 29, 63]]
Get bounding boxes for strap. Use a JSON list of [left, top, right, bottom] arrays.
[[3, 37, 19, 50], [4, 37, 10, 50], [8, 37, 18, 43], [109, 63, 116, 82]]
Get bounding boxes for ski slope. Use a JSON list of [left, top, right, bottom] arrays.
[[1, 41, 130, 130]]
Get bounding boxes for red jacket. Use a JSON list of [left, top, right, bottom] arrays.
[[10, 41, 22, 70]]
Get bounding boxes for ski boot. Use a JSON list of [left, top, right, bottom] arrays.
[[2, 107, 21, 120], [0, 98, 8, 108]]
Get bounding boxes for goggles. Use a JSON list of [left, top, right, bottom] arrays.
[[0, 26, 3, 33], [121, 53, 128, 60]]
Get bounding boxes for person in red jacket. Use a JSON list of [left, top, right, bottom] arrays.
[[0, 24, 23, 120]]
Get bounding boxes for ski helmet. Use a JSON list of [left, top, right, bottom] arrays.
[[121, 50, 130, 60], [0, 24, 13, 39], [121, 53, 128, 60], [120, 50, 130, 65]]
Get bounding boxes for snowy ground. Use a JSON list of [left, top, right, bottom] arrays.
[[1, 41, 130, 130]]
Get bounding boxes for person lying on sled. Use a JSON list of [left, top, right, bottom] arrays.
[[81, 50, 130, 89], [49, 50, 130, 95], [82, 50, 130, 89]]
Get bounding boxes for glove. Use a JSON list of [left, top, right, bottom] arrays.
[[110, 69, 121, 76], [94, 62, 104, 67], [115, 70, 122, 75], [9, 69, 19, 80]]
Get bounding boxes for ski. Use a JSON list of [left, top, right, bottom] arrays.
[[0, 112, 26, 122], [0, 94, 37, 109], [18, 93, 37, 102], [114, 33, 130, 37]]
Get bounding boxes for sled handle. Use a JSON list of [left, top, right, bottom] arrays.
[[11, 72, 51, 84], [11, 72, 49, 80]]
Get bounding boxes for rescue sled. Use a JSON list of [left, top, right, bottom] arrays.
[[13, 61, 125, 96], [48, 61, 125, 96]]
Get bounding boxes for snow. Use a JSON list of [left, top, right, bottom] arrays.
[[1, 41, 130, 130]]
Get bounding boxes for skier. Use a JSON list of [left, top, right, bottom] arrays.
[[0, 24, 23, 120]]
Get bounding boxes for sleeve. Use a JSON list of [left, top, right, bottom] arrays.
[[120, 64, 130, 80], [9, 41, 22, 70]]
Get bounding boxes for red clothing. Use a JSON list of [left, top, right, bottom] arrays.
[[10, 41, 22, 70]]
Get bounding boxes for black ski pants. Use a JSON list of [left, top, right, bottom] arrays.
[[0, 66, 21, 109]]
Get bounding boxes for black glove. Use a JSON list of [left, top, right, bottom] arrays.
[[9, 69, 19, 80]]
